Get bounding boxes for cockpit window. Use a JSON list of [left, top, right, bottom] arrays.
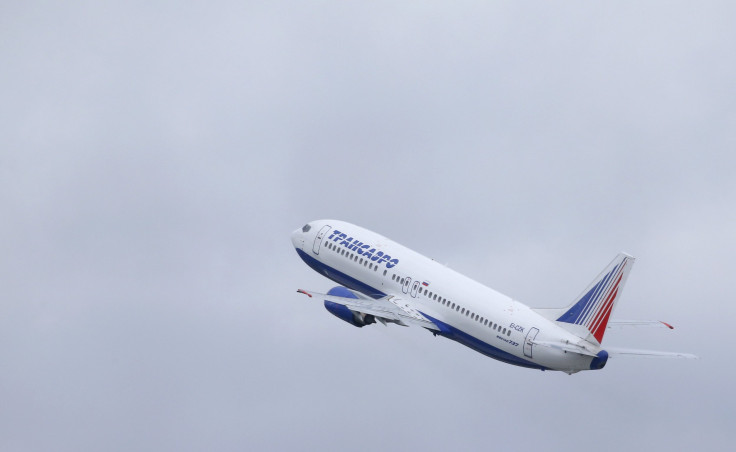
[[301, 224, 311, 232]]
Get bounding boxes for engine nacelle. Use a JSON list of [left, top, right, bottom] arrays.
[[324, 286, 376, 328]]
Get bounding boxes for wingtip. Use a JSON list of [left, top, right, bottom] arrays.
[[297, 289, 312, 298], [660, 321, 674, 329]]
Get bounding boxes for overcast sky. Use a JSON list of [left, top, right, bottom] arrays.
[[2, 2, 734, 451]]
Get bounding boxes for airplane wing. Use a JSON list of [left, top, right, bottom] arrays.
[[607, 320, 675, 329], [297, 289, 440, 331], [606, 347, 698, 359]]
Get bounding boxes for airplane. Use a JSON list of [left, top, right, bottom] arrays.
[[291, 219, 696, 374]]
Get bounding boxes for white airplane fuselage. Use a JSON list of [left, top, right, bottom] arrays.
[[292, 219, 610, 373]]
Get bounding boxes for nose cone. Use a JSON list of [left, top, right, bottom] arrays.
[[291, 228, 303, 250]]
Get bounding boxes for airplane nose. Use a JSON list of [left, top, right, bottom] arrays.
[[291, 227, 304, 250]]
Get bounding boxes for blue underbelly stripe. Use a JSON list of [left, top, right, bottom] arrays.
[[296, 247, 547, 370], [420, 313, 547, 370]]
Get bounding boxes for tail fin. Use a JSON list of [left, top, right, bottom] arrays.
[[536, 253, 635, 345]]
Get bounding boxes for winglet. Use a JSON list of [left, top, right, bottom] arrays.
[[297, 289, 312, 298]]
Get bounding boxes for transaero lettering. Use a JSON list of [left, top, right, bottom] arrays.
[[327, 229, 399, 268]]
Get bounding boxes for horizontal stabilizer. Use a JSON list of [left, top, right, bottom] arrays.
[[607, 347, 698, 359], [607, 320, 674, 329]]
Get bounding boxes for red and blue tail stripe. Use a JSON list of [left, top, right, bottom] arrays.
[[557, 254, 633, 344]]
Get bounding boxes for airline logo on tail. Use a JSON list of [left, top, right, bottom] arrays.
[[557, 255, 633, 343]]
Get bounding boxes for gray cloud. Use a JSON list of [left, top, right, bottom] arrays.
[[1, 2, 733, 451]]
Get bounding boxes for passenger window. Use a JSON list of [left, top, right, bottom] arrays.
[[433, 294, 437, 301], [383, 270, 387, 276], [507, 330, 511, 336], [461, 308, 465, 314]]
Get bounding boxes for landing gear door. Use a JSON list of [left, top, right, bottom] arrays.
[[312, 225, 331, 255], [524, 327, 539, 358]]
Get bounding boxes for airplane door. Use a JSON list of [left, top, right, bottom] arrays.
[[410, 281, 420, 298], [312, 225, 331, 255], [524, 327, 539, 358], [402, 277, 411, 294]]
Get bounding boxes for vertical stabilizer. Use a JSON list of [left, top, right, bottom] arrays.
[[555, 253, 635, 345]]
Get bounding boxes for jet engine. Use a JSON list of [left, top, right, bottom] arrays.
[[324, 286, 376, 328]]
